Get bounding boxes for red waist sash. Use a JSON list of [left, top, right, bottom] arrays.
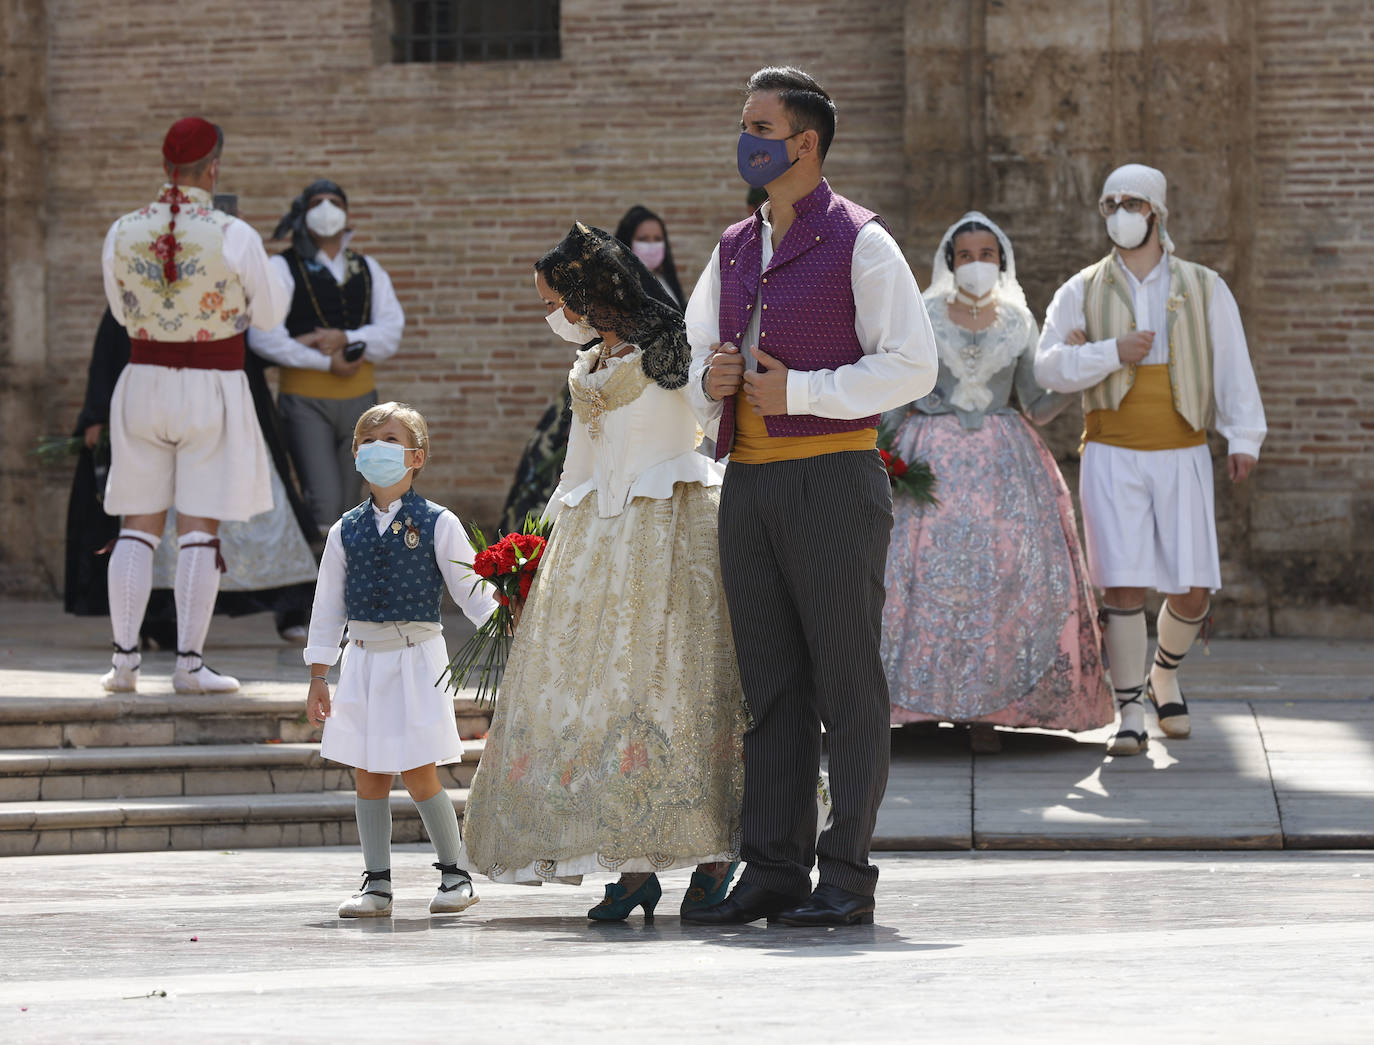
[[130, 333, 245, 370]]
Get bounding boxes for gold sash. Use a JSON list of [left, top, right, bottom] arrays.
[[1082, 364, 1207, 452]]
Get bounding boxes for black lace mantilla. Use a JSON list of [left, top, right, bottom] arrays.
[[537, 222, 690, 391]]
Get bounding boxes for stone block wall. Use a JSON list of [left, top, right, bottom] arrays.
[[904, 0, 1372, 636], [2, 0, 1370, 635]]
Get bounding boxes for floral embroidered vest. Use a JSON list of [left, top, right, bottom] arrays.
[[715, 179, 885, 458], [111, 185, 249, 342], [1080, 253, 1217, 432], [341, 488, 446, 623]]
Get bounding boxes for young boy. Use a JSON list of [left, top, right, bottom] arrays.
[[305, 401, 497, 916]]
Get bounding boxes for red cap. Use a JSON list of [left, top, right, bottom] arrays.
[[162, 117, 220, 167]]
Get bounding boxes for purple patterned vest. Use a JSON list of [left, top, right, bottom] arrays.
[[715, 178, 885, 460]]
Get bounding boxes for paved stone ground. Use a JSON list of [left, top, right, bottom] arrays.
[[3, 600, 1372, 1039], [2, 846, 1372, 1043], [2, 598, 1373, 851]]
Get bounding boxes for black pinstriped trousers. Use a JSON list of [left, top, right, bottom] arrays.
[[718, 449, 894, 899]]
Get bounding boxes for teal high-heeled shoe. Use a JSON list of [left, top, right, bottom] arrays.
[[679, 861, 740, 915], [588, 874, 662, 922]]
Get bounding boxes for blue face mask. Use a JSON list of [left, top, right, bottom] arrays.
[[737, 131, 800, 188], [355, 441, 415, 487]]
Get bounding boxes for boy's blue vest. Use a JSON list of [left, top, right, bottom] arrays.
[[341, 488, 446, 622]]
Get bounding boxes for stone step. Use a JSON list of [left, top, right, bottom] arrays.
[[0, 740, 484, 801], [0, 787, 470, 857], [0, 692, 492, 748]]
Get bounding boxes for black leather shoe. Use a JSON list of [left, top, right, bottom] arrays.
[[773, 883, 875, 926], [678, 882, 801, 925]]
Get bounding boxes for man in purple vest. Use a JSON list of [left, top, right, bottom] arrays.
[[680, 67, 938, 926]]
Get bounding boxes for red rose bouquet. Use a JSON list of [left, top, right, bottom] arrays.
[[877, 422, 938, 506], [440, 514, 552, 704]]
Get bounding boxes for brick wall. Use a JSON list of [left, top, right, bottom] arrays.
[[1247, 0, 1374, 634], [18, 0, 906, 590], [5, 0, 1372, 635]]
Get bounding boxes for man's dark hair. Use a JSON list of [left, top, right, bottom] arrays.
[[745, 66, 837, 159]]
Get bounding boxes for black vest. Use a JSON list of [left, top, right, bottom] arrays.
[[281, 246, 373, 337]]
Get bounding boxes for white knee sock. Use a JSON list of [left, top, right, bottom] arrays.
[[1103, 605, 1148, 736], [175, 530, 223, 673], [1149, 601, 1209, 708], [108, 529, 158, 666]]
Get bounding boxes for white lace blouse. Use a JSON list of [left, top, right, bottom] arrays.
[[904, 298, 1072, 430], [545, 346, 723, 520]]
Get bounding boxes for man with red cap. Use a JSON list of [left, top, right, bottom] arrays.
[[98, 117, 290, 694]]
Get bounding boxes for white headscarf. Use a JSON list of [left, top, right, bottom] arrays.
[[925, 210, 1028, 314], [924, 212, 1031, 413], [1100, 163, 1176, 253]]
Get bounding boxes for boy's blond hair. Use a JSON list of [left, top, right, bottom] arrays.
[[352, 401, 431, 473]]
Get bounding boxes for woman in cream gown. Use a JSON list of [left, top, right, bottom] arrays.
[[462, 223, 745, 921]]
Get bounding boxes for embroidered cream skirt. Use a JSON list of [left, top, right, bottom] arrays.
[[461, 482, 746, 884]]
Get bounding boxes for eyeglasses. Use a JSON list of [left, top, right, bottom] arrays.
[[1099, 196, 1151, 217]]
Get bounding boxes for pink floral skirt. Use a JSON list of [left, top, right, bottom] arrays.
[[882, 412, 1111, 732]]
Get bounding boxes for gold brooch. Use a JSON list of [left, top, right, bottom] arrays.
[[583, 388, 609, 438], [390, 520, 402, 534]]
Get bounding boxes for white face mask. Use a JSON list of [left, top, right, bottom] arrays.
[[306, 199, 348, 238], [1106, 209, 1150, 250], [545, 307, 592, 344], [632, 240, 666, 271], [954, 260, 999, 298]]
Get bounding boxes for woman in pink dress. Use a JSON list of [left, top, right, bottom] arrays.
[[880, 212, 1111, 751]]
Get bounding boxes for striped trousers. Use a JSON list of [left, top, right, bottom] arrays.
[[719, 449, 894, 898]]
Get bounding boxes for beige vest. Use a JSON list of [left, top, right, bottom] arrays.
[[1080, 253, 1217, 432], [111, 185, 247, 341]]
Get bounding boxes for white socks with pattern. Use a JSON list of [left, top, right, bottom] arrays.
[[174, 530, 222, 673], [108, 529, 158, 666], [1103, 605, 1148, 739], [1150, 601, 1209, 708]]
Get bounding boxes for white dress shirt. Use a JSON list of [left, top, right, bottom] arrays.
[[303, 496, 497, 666], [683, 207, 939, 438], [1035, 252, 1267, 458], [101, 216, 290, 332], [248, 237, 405, 372]]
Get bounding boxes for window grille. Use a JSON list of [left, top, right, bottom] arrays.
[[391, 1, 560, 63]]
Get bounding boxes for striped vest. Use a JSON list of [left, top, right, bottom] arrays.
[[1080, 254, 1217, 432]]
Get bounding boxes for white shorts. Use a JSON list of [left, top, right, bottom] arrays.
[[103, 363, 272, 521], [1079, 441, 1221, 594], [320, 634, 463, 774]]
